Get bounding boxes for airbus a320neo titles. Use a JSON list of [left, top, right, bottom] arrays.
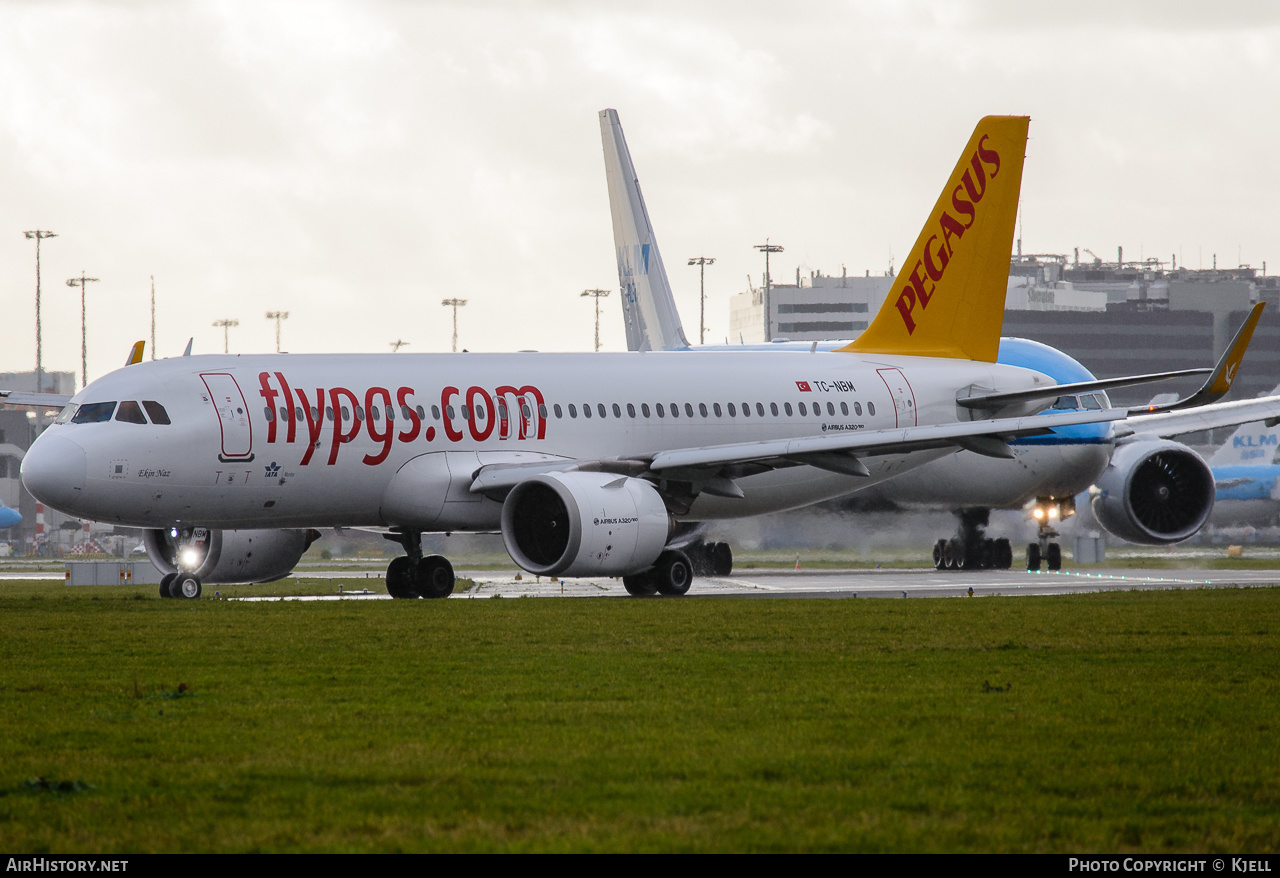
[[15, 116, 1280, 598]]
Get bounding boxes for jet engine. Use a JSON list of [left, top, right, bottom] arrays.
[[142, 527, 322, 584], [501, 472, 672, 577], [1091, 440, 1215, 545]]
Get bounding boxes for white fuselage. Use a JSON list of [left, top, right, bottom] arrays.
[[22, 350, 1051, 531]]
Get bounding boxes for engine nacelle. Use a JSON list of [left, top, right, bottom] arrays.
[[1091, 440, 1215, 545], [143, 527, 321, 584], [501, 472, 672, 577]]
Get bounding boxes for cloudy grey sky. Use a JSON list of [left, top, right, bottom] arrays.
[[3, 0, 1277, 382]]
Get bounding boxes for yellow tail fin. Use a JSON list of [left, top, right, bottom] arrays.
[[841, 115, 1029, 362]]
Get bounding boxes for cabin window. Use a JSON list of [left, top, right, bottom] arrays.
[[854, 402, 863, 416], [656, 403, 665, 418], [596, 403, 605, 418], [353, 406, 364, 422], [770, 402, 779, 416], [115, 401, 148, 425], [583, 404, 592, 419], [868, 402, 876, 416], [554, 404, 563, 418], [444, 405, 454, 419], [642, 403, 651, 418], [264, 406, 275, 421], [612, 403, 621, 418], [386, 406, 395, 421], [342, 406, 352, 421], [430, 405, 440, 420], [699, 403, 708, 418], [401, 405, 412, 419], [827, 402, 836, 416], [727, 403, 736, 417], [461, 406, 471, 421], [840, 402, 848, 416], [539, 404, 547, 418], [784, 402, 793, 416], [417, 406, 426, 420], [524, 404, 533, 419], [799, 402, 808, 416], [670, 403, 680, 418], [757, 403, 766, 417], [740, 402, 749, 417], [371, 405, 382, 421], [626, 403, 636, 418], [713, 403, 722, 417], [71, 402, 116, 424], [685, 403, 694, 418], [568, 404, 577, 418]]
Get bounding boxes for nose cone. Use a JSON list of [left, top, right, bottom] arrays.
[[21, 434, 88, 513]]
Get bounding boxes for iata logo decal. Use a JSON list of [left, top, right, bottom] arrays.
[[895, 134, 1002, 334]]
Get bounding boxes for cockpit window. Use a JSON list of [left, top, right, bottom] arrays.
[[1081, 394, 1103, 410], [115, 401, 148, 424], [1051, 396, 1078, 410], [142, 401, 171, 425], [55, 404, 78, 425], [71, 402, 117, 424]]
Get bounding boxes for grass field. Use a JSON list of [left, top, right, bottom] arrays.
[[1, 581, 1278, 852]]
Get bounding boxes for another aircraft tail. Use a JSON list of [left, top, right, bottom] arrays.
[[600, 108, 691, 351], [841, 116, 1029, 362], [1208, 383, 1280, 466]]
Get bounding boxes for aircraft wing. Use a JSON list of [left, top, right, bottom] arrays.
[[0, 391, 72, 408], [647, 408, 1126, 473], [1116, 394, 1280, 441]]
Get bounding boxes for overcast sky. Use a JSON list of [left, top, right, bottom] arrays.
[[3, 0, 1277, 383]]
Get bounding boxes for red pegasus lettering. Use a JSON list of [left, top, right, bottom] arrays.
[[274, 372, 297, 444], [467, 386, 496, 442], [257, 373, 278, 444], [440, 386, 464, 442], [923, 234, 949, 282], [395, 387, 421, 442], [295, 388, 326, 466], [363, 387, 394, 466], [976, 134, 1000, 177], [328, 387, 360, 465]]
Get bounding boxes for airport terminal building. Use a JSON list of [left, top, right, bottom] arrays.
[[729, 254, 1279, 409]]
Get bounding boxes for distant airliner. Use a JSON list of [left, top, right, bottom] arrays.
[[598, 108, 1268, 571]]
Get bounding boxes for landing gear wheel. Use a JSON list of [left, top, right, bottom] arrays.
[[414, 554, 455, 599], [996, 539, 1012, 570], [159, 573, 176, 598], [949, 538, 968, 570], [386, 556, 416, 599], [654, 550, 693, 596], [1046, 543, 1062, 571], [1026, 543, 1042, 571], [933, 539, 947, 571], [174, 574, 201, 599], [711, 542, 733, 576], [623, 571, 658, 596]]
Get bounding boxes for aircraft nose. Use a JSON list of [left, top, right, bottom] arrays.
[[21, 434, 88, 512]]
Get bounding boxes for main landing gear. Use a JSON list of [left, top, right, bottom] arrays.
[[384, 531, 456, 599], [684, 540, 734, 577], [1025, 496, 1073, 571], [932, 508, 1013, 571], [623, 549, 695, 597], [159, 572, 202, 599]]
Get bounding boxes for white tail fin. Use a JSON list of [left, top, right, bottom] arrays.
[[1208, 388, 1280, 466], [600, 108, 691, 351]]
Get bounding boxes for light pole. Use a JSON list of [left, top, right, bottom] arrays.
[[754, 239, 784, 341], [149, 276, 156, 360], [441, 298, 467, 352], [265, 311, 289, 353], [580, 289, 610, 352], [687, 256, 715, 345], [24, 230, 56, 424], [212, 319, 239, 354], [65, 272, 99, 390], [390, 339, 409, 352]]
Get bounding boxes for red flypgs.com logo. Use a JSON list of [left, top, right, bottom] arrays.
[[895, 135, 1002, 334]]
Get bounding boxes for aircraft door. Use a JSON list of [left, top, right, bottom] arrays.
[[877, 368, 917, 428], [201, 372, 254, 462]]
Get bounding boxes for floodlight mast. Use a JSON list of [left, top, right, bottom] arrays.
[[65, 271, 99, 390], [687, 256, 715, 345], [24, 230, 56, 426], [580, 289, 610, 351], [265, 311, 289, 353], [441, 298, 467, 352], [754, 240, 783, 342], [212, 319, 239, 354]]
